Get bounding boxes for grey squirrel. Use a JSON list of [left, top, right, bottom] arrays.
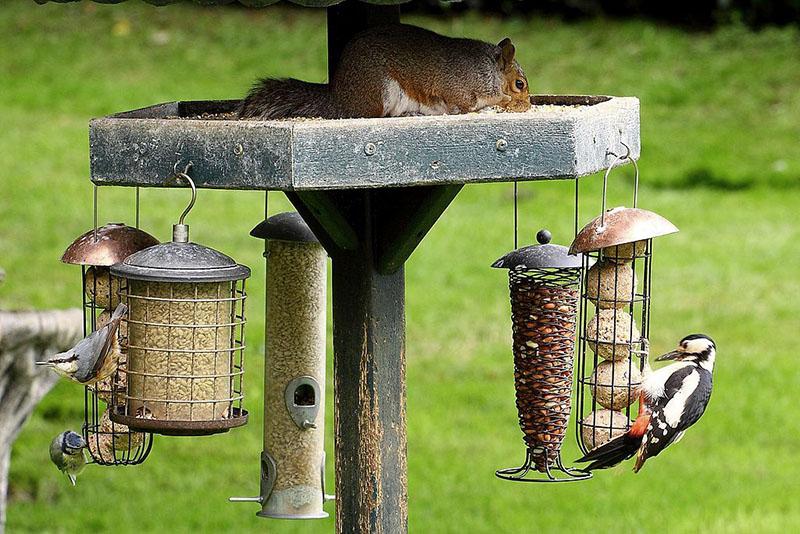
[[238, 24, 531, 120]]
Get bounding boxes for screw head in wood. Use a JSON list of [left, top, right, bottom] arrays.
[[364, 142, 377, 156]]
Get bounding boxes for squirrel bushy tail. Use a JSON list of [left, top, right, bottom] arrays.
[[237, 78, 340, 120]]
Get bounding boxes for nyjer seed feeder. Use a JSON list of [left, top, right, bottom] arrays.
[[229, 212, 331, 519], [62, 221, 158, 465], [571, 148, 677, 455], [492, 228, 591, 482], [110, 175, 250, 436]]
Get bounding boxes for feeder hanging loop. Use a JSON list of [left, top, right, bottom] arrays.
[[171, 161, 196, 243], [600, 142, 640, 228]]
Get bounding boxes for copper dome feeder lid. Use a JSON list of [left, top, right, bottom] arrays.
[[61, 223, 159, 266], [568, 207, 678, 255], [493, 229, 589, 270]]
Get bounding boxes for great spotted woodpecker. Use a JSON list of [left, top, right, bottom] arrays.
[[577, 334, 716, 472], [36, 303, 127, 385]]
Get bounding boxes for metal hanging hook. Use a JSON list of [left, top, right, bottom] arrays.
[[171, 161, 196, 243], [173, 161, 197, 225], [93, 184, 99, 242], [600, 142, 639, 227]]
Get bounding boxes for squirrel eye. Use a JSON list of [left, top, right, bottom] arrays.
[[515, 79, 525, 90]]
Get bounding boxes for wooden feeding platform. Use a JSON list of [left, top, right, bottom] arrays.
[[90, 95, 639, 191], [88, 93, 640, 531]]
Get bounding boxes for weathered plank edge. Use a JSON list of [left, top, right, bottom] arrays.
[[89, 117, 295, 190]]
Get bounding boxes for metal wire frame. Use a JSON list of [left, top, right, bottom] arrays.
[[495, 266, 590, 482], [496, 447, 590, 483], [81, 266, 153, 466], [575, 241, 653, 455], [112, 278, 247, 432]]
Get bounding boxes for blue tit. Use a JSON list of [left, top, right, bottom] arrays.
[[37, 303, 127, 385], [49, 430, 88, 486]]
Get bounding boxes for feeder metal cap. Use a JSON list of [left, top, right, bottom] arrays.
[[111, 241, 250, 283], [61, 223, 159, 266], [492, 229, 586, 270], [569, 207, 678, 255], [250, 212, 319, 244]]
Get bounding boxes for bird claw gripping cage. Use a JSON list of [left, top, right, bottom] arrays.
[[493, 229, 591, 482], [109, 172, 250, 436], [61, 222, 158, 465], [570, 147, 678, 455]]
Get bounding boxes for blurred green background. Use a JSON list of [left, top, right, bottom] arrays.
[[1, 1, 799, 532]]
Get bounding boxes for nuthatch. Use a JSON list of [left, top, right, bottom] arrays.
[[578, 334, 716, 472], [37, 303, 127, 385], [49, 430, 87, 486]]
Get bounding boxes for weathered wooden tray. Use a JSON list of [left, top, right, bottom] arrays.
[[89, 95, 639, 191]]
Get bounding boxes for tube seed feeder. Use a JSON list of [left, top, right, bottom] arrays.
[[493, 229, 591, 482], [110, 175, 250, 436], [571, 149, 678, 454], [61, 222, 158, 465], [230, 212, 331, 519]]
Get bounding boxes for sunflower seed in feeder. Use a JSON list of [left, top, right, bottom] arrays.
[[110, 218, 249, 436], [249, 212, 329, 519], [589, 360, 642, 410], [580, 410, 630, 450], [585, 309, 641, 361]]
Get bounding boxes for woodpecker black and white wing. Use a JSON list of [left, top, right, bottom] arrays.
[[636, 368, 713, 468]]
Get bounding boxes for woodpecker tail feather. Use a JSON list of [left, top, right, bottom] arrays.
[[238, 79, 340, 120], [576, 434, 640, 471]]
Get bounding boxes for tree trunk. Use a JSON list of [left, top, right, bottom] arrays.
[[0, 308, 83, 534]]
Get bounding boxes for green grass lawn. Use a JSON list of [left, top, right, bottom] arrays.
[[2, 2, 799, 533]]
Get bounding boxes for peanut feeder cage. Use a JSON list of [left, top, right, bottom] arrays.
[[230, 212, 332, 519], [493, 229, 591, 482], [571, 151, 678, 454], [110, 177, 250, 436], [61, 222, 158, 465]]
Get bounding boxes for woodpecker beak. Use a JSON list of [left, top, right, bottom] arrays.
[[656, 350, 683, 361]]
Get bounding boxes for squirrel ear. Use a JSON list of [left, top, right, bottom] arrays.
[[497, 38, 516, 67]]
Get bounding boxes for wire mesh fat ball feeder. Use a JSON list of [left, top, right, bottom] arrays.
[[571, 149, 678, 454], [110, 175, 250, 436], [61, 222, 158, 465], [493, 229, 591, 482]]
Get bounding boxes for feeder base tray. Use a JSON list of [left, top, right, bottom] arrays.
[[256, 510, 330, 520], [110, 408, 248, 436], [495, 448, 591, 483]]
